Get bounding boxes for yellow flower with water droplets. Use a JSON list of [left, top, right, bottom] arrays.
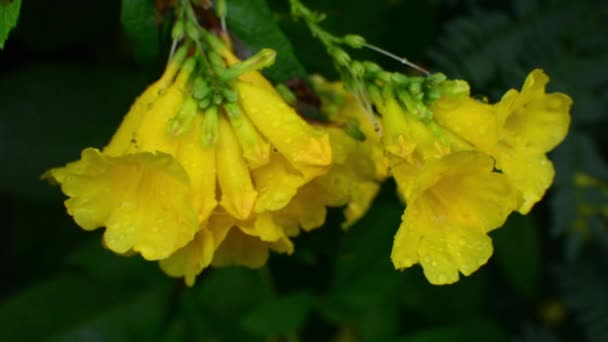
[[494, 69, 572, 214], [433, 69, 571, 214], [45, 53, 210, 261], [391, 151, 519, 284], [45, 43, 333, 284]]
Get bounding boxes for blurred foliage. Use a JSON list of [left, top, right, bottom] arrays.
[[1, 0, 607, 341]]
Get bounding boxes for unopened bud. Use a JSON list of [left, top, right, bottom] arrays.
[[186, 22, 199, 40], [275, 84, 296, 105], [351, 61, 365, 78], [344, 34, 366, 48], [202, 106, 219, 146], [192, 77, 211, 100], [329, 47, 351, 67], [222, 88, 238, 103], [167, 96, 198, 136], [172, 20, 185, 41], [219, 48, 276, 81]]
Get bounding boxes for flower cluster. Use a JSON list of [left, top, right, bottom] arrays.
[[45, 1, 574, 286], [369, 69, 572, 284]]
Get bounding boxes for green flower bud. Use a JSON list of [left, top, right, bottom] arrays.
[[167, 96, 198, 136], [329, 47, 351, 67], [343, 34, 366, 48], [172, 20, 185, 41], [192, 77, 211, 100], [275, 84, 297, 105], [222, 88, 238, 103], [186, 22, 199, 40]]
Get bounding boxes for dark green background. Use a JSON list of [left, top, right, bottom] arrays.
[[1, 0, 607, 341]]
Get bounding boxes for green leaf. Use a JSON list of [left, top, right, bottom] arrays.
[[0, 0, 21, 49], [0, 274, 172, 341], [226, 0, 307, 83], [121, 0, 161, 69], [492, 213, 541, 300], [241, 292, 313, 337], [188, 267, 274, 340]]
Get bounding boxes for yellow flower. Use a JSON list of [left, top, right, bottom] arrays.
[[433, 69, 572, 214], [391, 151, 519, 284], [45, 55, 207, 260], [45, 45, 333, 282], [494, 69, 572, 213]]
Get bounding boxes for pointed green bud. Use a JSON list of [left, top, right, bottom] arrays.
[[199, 98, 212, 110], [328, 47, 351, 67], [213, 92, 223, 106], [351, 61, 365, 78], [172, 20, 185, 41], [176, 58, 197, 85], [343, 34, 366, 48], [216, 0, 227, 20], [170, 43, 190, 66], [408, 81, 422, 94], [390, 73, 410, 85], [168, 96, 198, 136], [192, 77, 211, 100], [202, 106, 219, 146], [275, 84, 297, 105], [396, 88, 417, 114], [203, 30, 226, 52], [439, 79, 470, 98], [186, 22, 199, 40], [209, 51, 227, 72], [224, 103, 241, 120], [363, 61, 382, 75], [426, 72, 447, 84], [219, 48, 277, 81], [222, 88, 238, 103], [424, 88, 441, 104]]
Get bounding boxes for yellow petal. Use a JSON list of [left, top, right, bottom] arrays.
[[391, 151, 518, 284], [252, 152, 307, 212], [275, 185, 327, 232], [216, 115, 258, 220], [47, 148, 198, 260], [211, 227, 269, 268], [227, 104, 271, 169], [497, 71, 572, 153], [176, 113, 217, 222], [238, 212, 284, 242], [494, 142, 555, 214], [445, 229, 493, 276], [159, 228, 215, 287], [103, 59, 183, 155], [237, 81, 332, 178], [433, 97, 499, 153]]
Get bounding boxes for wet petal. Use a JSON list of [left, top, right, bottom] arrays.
[[48, 148, 198, 260]]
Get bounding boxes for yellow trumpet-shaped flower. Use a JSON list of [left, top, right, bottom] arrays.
[[433, 69, 572, 214], [391, 151, 519, 284], [46, 41, 333, 281], [494, 69, 572, 214], [45, 54, 211, 260]]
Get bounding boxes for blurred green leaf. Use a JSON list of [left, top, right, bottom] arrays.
[[0, 65, 146, 200], [0, 0, 21, 49], [0, 274, 171, 341], [394, 319, 508, 342], [121, 0, 161, 69], [188, 267, 274, 340], [226, 0, 307, 83], [241, 292, 313, 336], [67, 234, 166, 284], [492, 213, 541, 300]]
